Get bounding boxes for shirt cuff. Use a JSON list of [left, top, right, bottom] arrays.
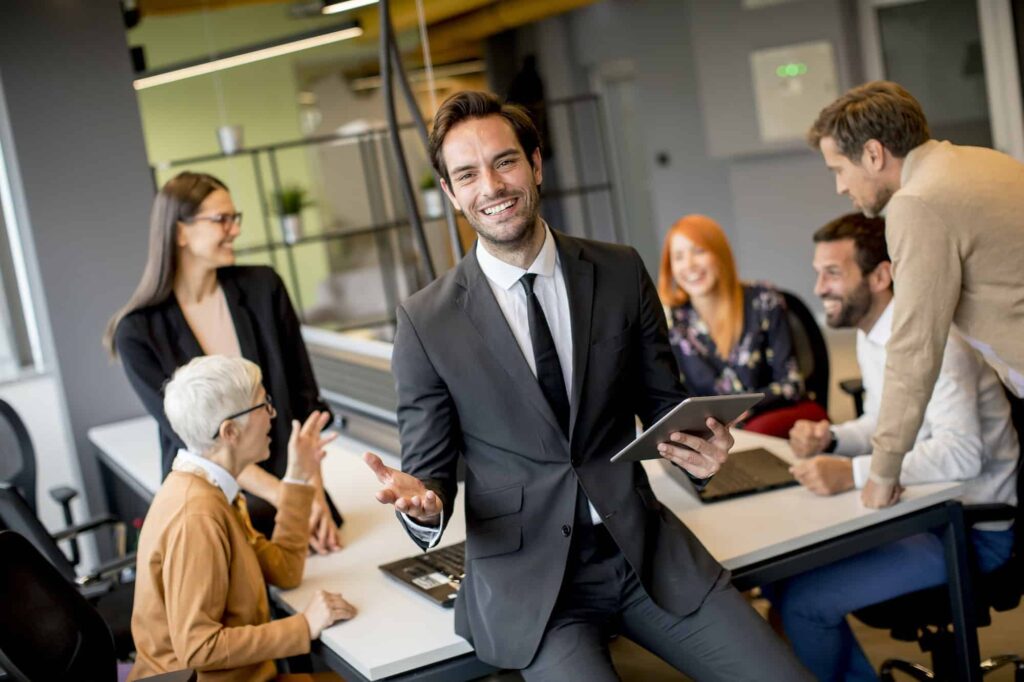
[[851, 455, 872, 489], [401, 510, 444, 549], [282, 476, 312, 487]]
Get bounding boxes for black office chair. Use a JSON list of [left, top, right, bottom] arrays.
[[0, 530, 194, 682], [780, 290, 830, 411], [0, 482, 136, 660], [852, 391, 1024, 681], [0, 397, 84, 564]]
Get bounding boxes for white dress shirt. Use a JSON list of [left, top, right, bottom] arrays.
[[831, 302, 1018, 528], [404, 225, 602, 547], [172, 449, 241, 503]]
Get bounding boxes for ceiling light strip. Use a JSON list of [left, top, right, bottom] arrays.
[[322, 0, 379, 15], [133, 24, 363, 90]]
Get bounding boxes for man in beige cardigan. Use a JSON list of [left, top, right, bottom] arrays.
[[129, 356, 355, 681], [808, 81, 1024, 507]]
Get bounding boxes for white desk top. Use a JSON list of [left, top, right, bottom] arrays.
[[275, 437, 471, 681], [89, 416, 163, 498], [654, 430, 963, 570], [89, 417, 963, 680]]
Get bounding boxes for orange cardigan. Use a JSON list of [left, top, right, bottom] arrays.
[[129, 472, 314, 682]]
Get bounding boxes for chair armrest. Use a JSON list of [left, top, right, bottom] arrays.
[[838, 378, 863, 397], [48, 485, 78, 506], [139, 670, 197, 682], [963, 503, 1016, 525], [76, 553, 136, 586], [51, 514, 119, 542]]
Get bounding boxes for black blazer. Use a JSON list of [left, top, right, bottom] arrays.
[[115, 266, 331, 479], [393, 232, 723, 669]]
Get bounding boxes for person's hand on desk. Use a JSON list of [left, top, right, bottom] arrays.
[[789, 456, 854, 495], [363, 452, 442, 525], [657, 418, 733, 479], [789, 419, 832, 458], [861, 477, 903, 509], [285, 411, 342, 553], [309, 482, 342, 555], [304, 589, 357, 639]]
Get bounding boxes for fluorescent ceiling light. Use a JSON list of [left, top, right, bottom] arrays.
[[322, 0, 378, 15], [133, 22, 362, 90], [351, 60, 487, 91]]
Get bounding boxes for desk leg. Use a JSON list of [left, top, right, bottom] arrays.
[[942, 501, 981, 682]]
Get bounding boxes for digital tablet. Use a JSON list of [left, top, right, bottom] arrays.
[[609, 393, 765, 463]]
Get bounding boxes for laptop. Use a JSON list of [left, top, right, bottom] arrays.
[[379, 541, 465, 608], [663, 447, 798, 503]]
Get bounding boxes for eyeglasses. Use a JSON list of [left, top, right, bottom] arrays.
[[212, 393, 275, 439], [184, 212, 243, 228]]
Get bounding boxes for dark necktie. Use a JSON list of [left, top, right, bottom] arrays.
[[520, 273, 570, 436], [520, 275, 594, 537]]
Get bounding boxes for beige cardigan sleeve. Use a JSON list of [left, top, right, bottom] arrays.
[[869, 195, 963, 483], [161, 509, 311, 671], [253, 482, 315, 589]]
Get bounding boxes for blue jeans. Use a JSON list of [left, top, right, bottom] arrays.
[[764, 528, 1014, 682]]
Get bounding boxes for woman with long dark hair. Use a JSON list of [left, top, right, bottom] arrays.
[[105, 171, 341, 551]]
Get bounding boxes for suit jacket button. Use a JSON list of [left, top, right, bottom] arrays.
[[571, 457, 580, 466], [561, 524, 572, 537]]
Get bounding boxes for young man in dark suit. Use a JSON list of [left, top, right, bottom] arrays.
[[364, 91, 809, 681]]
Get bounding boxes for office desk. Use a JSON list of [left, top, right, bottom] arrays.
[[656, 431, 979, 682], [89, 419, 980, 682]]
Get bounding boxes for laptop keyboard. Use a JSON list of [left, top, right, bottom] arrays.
[[710, 461, 766, 490], [419, 541, 466, 582]]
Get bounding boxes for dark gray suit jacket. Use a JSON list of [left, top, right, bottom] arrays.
[[393, 232, 723, 668]]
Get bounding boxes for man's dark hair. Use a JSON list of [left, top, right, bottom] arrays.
[[808, 80, 930, 159], [813, 213, 890, 276], [428, 91, 541, 184]]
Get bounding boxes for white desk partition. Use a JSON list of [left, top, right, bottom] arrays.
[[89, 417, 964, 681]]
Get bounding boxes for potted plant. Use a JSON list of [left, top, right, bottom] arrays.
[[273, 186, 313, 244], [420, 170, 443, 218]]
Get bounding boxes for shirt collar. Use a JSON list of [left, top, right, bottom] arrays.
[[865, 299, 894, 347], [173, 449, 240, 503], [475, 222, 558, 291]]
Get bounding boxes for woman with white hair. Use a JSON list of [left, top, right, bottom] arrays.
[[128, 355, 355, 682]]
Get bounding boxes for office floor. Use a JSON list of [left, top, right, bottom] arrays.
[[478, 597, 1024, 680]]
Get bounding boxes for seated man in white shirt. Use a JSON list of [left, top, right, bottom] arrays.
[[770, 212, 1019, 681]]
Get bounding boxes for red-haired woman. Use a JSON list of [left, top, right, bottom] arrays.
[[658, 214, 813, 431]]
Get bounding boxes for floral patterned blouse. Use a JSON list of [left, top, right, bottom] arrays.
[[668, 283, 805, 414]]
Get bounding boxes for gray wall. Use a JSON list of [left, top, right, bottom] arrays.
[[0, 2, 154, 525], [522, 0, 858, 307], [689, 0, 862, 304]]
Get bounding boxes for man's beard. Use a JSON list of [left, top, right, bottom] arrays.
[[859, 185, 895, 218], [467, 184, 541, 250], [823, 280, 872, 329]]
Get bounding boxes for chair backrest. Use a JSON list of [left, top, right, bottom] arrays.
[[0, 482, 76, 582], [0, 530, 116, 682], [780, 290, 830, 411], [0, 398, 37, 513]]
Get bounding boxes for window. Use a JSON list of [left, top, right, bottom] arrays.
[[0, 87, 43, 379]]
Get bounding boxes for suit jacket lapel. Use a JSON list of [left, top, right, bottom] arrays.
[[220, 273, 260, 363], [165, 296, 204, 362], [456, 249, 565, 438], [555, 234, 594, 441]]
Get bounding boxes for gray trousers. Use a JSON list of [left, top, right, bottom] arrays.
[[521, 529, 813, 682]]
